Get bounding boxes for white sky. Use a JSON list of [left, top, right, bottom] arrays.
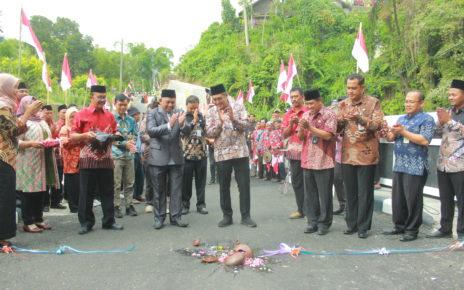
[[1, 0, 241, 64]]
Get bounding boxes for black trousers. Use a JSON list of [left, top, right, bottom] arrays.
[[0, 161, 16, 240], [21, 191, 45, 225], [334, 162, 346, 207], [45, 164, 63, 206], [289, 159, 305, 215], [78, 169, 115, 228], [257, 156, 265, 179], [133, 153, 144, 198], [208, 147, 216, 182], [64, 173, 80, 212], [182, 158, 207, 209], [342, 164, 376, 232], [216, 157, 251, 219], [303, 168, 334, 229], [392, 171, 427, 235], [148, 165, 183, 222], [143, 160, 153, 204], [437, 170, 464, 234]]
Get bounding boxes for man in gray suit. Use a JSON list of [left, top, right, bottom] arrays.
[[146, 89, 189, 229]]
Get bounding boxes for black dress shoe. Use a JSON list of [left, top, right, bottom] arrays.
[[426, 230, 452, 238], [78, 225, 92, 235], [343, 228, 357, 235], [358, 231, 368, 239], [126, 205, 138, 217], [333, 206, 345, 215], [317, 228, 329, 235], [400, 234, 417, 242], [181, 207, 189, 215], [51, 204, 67, 210], [218, 217, 233, 227], [103, 223, 124, 230], [382, 229, 404, 235], [304, 226, 318, 234], [197, 207, 208, 215], [153, 219, 163, 230], [170, 219, 189, 227], [241, 218, 257, 227]]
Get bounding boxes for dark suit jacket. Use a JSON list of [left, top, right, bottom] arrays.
[[146, 107, 191, 166]]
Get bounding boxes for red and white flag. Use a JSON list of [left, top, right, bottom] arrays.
[[20, 9, 45, 62], [277, 60, 287, 94], [236, 89, 244, 105], [21, 8, 51, 92], [352, 22, 369, 73], [246, 80, 255, 103], [281, 54, 297, 105], [86, 69, 98, 88], [60, 53, 72, 91], [41, 62, 52, 92]]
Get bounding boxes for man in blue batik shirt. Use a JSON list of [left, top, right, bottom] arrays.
[[112, 94, 138, 218], [384, 90, 436, 242]]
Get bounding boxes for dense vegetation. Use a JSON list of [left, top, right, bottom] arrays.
[[0, 16, 173, 105], [176, 0, 464, 117]]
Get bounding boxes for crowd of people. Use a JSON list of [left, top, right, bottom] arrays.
[[1, 72, 464, 249]]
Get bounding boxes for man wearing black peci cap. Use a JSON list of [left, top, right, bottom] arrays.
[[428, 79, 464, 240], [146, 89, 189, 229], [206, 84, 257, 227], [17, 82, 29, 102], [297, 89, 337, 235], [70, 85, 124, 234]]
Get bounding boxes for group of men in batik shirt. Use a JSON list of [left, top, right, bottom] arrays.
[[279, 74, 464, 241]]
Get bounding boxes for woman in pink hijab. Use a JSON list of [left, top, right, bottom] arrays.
[[0, 73, 42, 246]]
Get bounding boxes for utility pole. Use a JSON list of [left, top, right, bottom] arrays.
[[243, 1, 249, 46], [119, 38, 124, 92]]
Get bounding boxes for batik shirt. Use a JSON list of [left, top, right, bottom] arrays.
[[72, 105, 117, 169], [269, 128, 284, 157], [252, 129, 265, 156], [300, 107, 337, 170], [437, 108, 464, 173], [206, 101, 249, 162], [112, 113, 137, 160], [393, 112, 436, 176], [182, 112, 207, 161], [337, 95, 384, 165], [282, 106, 309, 160], [0, 106, 26, 169]]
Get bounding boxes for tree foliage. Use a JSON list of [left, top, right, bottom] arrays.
[[176, 0, 464, 118], [0, 15, 173, 105]]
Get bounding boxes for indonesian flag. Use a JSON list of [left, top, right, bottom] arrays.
[[277, 60, 287, 94], [60, 53, 72, 91], [21, 9, 51, 92], [236, 89, 244, 105], [20, 9, 45, 62], [352, 22, 369, 73], [272, 155, 284, 174], [86, 69, 98, 88], [246, 80, 255, 103], [42, 61, 52, 92], [281, 54, 297, 105]]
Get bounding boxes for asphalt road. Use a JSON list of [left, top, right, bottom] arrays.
[[1, 178, 463, 289]]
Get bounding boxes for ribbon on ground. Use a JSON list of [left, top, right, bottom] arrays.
[[11, 245, 135, 255], [261, 242, 462, 257]]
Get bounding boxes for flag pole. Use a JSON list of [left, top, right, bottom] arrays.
[[64, 90, 68, 106], [356, 22, 362, 74], [18, 9, 23, 78], [46, 90, 50, 105]]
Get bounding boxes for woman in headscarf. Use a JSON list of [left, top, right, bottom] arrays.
[[0, 73, 42, 246], [59, 106, 81, 213], [16, 95, 59, 233]]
